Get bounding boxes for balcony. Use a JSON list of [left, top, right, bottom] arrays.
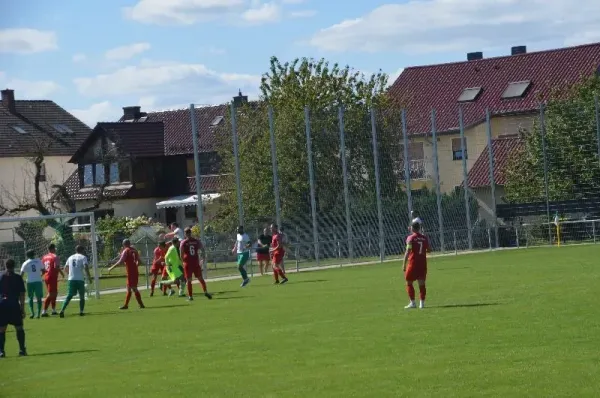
[[401, 159, 430, 181]]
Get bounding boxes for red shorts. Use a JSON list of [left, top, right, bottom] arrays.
[[127, 273, 139, 288], [256, 253, 270, 262], [45, 279, 58, 294], [271, 251, 284, 265], [184, 264, 202, 280], [150, 266, 164, 276], [405, 265, 427, 282]]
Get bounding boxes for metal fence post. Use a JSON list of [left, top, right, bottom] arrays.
[[144, 239, 150, 290], [593, 221, 597, 244], [458, 107, 473, 250], [230, 102, 244, 227], [268, 105, 282, 229], [595, 96, 600, 169], [485, 108, 499, 249], [515, 226, 520, 248], [370, 107, 385, 262], [189, 104, 205, 243], [453, 231, 457, 255], [431, 109, 444, 251], [90, 216, 100, 299], [539, 102, 552, 246], [304, 106, 320, 266], [487, 228, 492, 250], [401, 109, 413, 221], [338, 106, 353, 261]]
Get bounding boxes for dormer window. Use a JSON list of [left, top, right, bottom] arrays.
[[502, 81, 531, 99], [458, 87, 482, 102]]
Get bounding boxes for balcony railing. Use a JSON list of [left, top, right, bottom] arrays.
[[405, 159, 430, 180]]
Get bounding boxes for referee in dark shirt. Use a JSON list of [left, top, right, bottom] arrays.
[[0, 258, 27, 357]]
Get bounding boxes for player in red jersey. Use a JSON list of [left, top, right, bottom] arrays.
[[269, 224, 289, 284], [41, 244, 64, 317], [403, 222, 430, 309], [149, 241, 167, 297], [108, 239, 145, 310], [180, 228, 212, 301]]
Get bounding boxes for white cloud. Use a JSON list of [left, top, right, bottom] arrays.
[[389, 67, 404, 84], [289, 10, 316, 18], [123, 0, 246, 25], [73, 61, 261, 108], [105, 42, 151, 61], [281, 0, 305, 3], [0, 28, 58, 54], [70, 101, 121, 126], [308, 0, 600, 53], [0, 74, 61, 98], [72, 53, 87, 63], [242, 2, 281, 23]]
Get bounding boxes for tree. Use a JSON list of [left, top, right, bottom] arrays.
[[212, 57, 401, 234], [504, 76, 600, 204]]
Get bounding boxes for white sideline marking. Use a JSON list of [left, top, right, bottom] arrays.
[[56, 244, 562, 300]]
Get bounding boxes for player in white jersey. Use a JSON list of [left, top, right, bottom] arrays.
[[20, 250, 44, 319], [59, 246, 92, 318]]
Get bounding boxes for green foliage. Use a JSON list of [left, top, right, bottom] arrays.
[[212, 56, 399, 234], [504, 76, 600, 203], [95, 216, 164, 261]]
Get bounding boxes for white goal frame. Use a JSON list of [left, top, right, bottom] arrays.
[[0, 212, 100, 299]]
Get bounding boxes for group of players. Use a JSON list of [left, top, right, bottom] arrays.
[[0, 213, 428, 358]]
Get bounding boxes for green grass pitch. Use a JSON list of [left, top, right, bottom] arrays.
[[2, 246, 600, 397]]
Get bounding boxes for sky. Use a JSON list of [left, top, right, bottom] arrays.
[[1, 0, 600, 126]]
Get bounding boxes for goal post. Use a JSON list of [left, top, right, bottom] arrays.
[[0, 212, 101, 299]]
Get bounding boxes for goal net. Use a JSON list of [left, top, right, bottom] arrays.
[[0, 212, 100, 299]]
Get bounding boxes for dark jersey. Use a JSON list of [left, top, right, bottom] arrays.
[[257, 234, 272, 254], [0, 271, 26, 304]]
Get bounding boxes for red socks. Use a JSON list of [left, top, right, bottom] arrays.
[[44, 296, 51, 311], [124, 292, 132, 306], [150, 277, 157, 293], [187, 281, 193, 297], [406, 285, 415, 301], [419, 285, 426, 301], [134, 291, 144, 306], [199, 278, 207, 293]]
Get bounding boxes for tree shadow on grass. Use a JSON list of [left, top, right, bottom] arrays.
[[28, 349, 100, 357], [432, 303, 501, 309], [214, 296, 253, 300]]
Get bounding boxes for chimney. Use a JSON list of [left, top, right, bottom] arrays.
[[511, 46, 527, 55], [122, 106, 141, 120], [467, 52, 483, 61], [233, 90, 248, 108], [1, 89, 16, 113]]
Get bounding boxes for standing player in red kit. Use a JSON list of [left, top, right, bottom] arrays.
[[41, 244, 64, 317], [180, 227, 212, 301], [269, 224, 289, 285], [108, 239, 145, 310], [403, 221, 430, 309], [149, 241, 167, 297]]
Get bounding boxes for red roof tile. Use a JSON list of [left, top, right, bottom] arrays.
[[467, 137, 523, 188], [119, 105, 228, 156], [69, 122, 165, 162], [187, 174, 232, 194], [389, 42, 600, 136]]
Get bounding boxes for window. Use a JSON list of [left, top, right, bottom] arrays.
[[108, 162, 131, 184], [184, 206, 196, 219], [94, 164, 105, 185], [39, 163, 47, 182], [458, 87, 482, 102], [452, 138, 468, 160], [210, 116, 224, 126], [83, 165, 94, 186], [11, 125, 28, 134], [502, 81, 531, 99], [53, 124, 73, 134]]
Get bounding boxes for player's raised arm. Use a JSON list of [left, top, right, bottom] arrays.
[[403, 238, 412, 272], [108, 250, 127, 274]]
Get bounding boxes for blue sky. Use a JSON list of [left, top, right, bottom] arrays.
[[1, 0, 600, 125]]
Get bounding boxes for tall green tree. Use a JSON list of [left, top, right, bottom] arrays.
[[504, 76, 600, 203]]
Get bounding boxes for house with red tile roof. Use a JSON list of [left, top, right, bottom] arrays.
[[388, 42, 600, 221], [0, 89, 92, 242], [66, 94, 243, 226]]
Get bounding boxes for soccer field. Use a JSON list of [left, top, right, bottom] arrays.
[[2, 246, 600, 397]]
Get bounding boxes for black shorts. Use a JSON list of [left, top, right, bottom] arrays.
[[0, 301, 23, 328]]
